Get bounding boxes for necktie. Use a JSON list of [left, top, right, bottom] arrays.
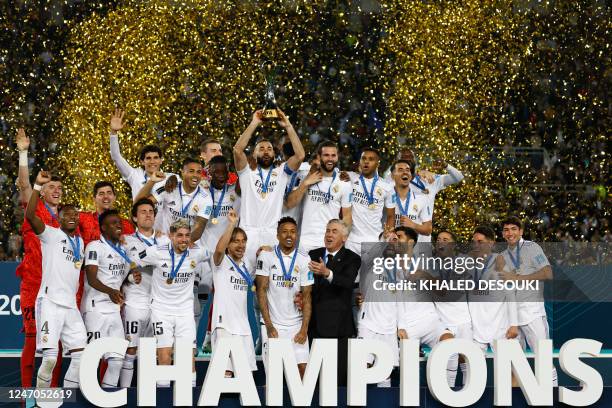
[[326, 254, 333, 267]]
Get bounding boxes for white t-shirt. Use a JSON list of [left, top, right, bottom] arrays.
[[347, 174, 394, 244], [238, 163, 291, 229], [152, 182, 213, 234], [83, 238, 132, 313], [200, 184, 241, 253], [430, 255, 472, 326], [138, 242, 209, 316], [36, 226, 84, 309], [390, 189, 432, 239], [211, 255, 255, 335], [501, 239, 549, 325], [298, 171, 352, 250], [123, 231, 170, 310], [255, 248, 314, 328], [466, 253, 518, 344]]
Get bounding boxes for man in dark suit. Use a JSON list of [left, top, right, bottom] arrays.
[[308, 219, 361, 386]]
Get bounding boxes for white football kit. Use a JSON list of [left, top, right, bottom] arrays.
[[35, 226, 86, 351], [390, 189, 432, 236], [152, 182, 213, 234], [138, 242, 209, 348], [256, 248, 314, 365]]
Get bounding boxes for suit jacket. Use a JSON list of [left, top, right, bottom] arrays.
[[308, 246, 361, 339]]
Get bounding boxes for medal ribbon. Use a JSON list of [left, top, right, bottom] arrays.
[[257, 165, 273, 194], [169, 246, 189, 280], [386, 264, 397, 284], [507, 241, 523, 270], [395, 189, 412, 216], [102, 236, 133, 266], [226, 255, 253, 289], [474, 254, 495, 282], [275, 245, 299, 281], [359, 174, 378, 206], [284, 171, 299, 199], [64, 232, 81, 262], [135, 230, 157, 246], [209, 184, 227, 219], [44, 203, 60, 225], [178, 182, 201, 217], [324, 171, 337, 204], [410, 176, 427, 192]]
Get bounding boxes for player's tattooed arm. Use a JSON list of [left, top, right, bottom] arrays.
[[295, 286, 312, 344], [277, 109, 305, 172], [85, 264, 124, 305], [233, 110, 263, 172], [213, 209, 238, 265], [25, 171, 49, 235], [255, 275, 277, 338], [190, 216, 207, 243], [384, 207, 396, 233], [133, 170, 165, 203], [16, 128, 32, 204]]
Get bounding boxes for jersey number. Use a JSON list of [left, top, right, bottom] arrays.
[[126, 321, 139, 334], [87, 331, 101, 343], [153, 322, 164, 335], [41, 321, 49, 334]]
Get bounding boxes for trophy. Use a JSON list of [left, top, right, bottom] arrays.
[[261, 61, 280, 120]]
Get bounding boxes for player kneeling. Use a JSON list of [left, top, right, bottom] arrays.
[[256, 217, 313, 378], [137, 219, 209, 387]]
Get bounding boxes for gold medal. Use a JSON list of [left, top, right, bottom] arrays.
[[166, 278, 173, 285], [261, 192, 267, 199], [251, 285, 256, 292], [211, 217, 218, 225], [130, 262, 137, 270], [74, 261, 82, 269], [368, 203, 376, 209]]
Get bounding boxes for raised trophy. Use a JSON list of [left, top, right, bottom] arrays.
[[260, 60, 280, 120]]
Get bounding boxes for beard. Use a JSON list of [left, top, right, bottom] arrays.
[[256, 155, 273, 168]]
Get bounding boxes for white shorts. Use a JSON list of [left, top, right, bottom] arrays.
[[344, 239, 362, 257], [446, 322, 473, 340], [197, 261, 213, 295], [358, 326, 399, 366], [35, 297, 86, 351], [298, 241, 321, 257], [242, 227, 277, 268], [122, 305, 152, 348], [150, 309, 196, 349], [519, 315, 550, 352], [261, 324, 310, 368], [399, 317, 451, 348], [83, 310, 124, 358], [212, 327, 257, 371]]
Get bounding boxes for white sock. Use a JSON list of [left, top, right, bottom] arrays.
[[36, 348, 58, 388], [460, 362, 468, 386], [119, 354, 136, 388], [552, 367, 558, 386], [102, 356, 123, 388], [64, 351, 82, 388], [446, 353, 459, 388], [158, 380, 170, 387], [192, 370, 197, 387]]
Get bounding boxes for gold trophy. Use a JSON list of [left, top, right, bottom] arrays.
[[261, 61, 280, 120]]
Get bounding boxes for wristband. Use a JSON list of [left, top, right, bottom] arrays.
[[33, 184, 42, 191], [19, 151, 28, 167], [127, 274, 135, 284]]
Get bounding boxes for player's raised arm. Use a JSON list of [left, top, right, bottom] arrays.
[[432, 159, 465, 187], [25, 171, 50, 235], [213, 209, 239, 265], [285, 168, 322, 209], [16, 128, 32, 205], [133, 171, 165, 203], [190, 216, 207, 243], [108, 108, 135, 180], [233, 110, 263, 172], [277, 109, 305, 172]]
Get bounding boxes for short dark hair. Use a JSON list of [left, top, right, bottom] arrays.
[[200, 138, 221, 153], [282, 141, 294, 158], [502, 216, 523, 230], [277, 216, 297, 231], [255, 137, 273, 147], [436, 229, 457, 242], [391, 159, 415, 175], [58, 203, 78, 215], [394, 226, 418, 242], [98, 209, 120, 226], [50, 175, 62, 183], [139, 145, 163, 161], [93, 181, 115, 196], [317, 141, 338, 156], [473, 225, 496, 241], [361, 146, 380, 158], [131, 198, 157, 218], [208, 155, 227, 166], [182, 157, 201, 168]]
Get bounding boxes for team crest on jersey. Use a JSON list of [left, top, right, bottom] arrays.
[[272, 171, 278, 177], [376, 187, 383, 196], [190, 260, 197, 269], [193, 205, 199, 213], [229, 194, 236, 202], [332, 185, 339, 193], [42, 335, 48, 343], [413, 204, 418, 211], [294, 266, 299, 273]]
